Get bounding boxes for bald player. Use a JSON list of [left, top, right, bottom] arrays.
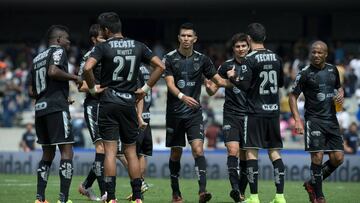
[[289, 41, 344, 203]]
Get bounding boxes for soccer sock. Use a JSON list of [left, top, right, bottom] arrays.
[[321, 160, 338, 180], [195, 156, 207, 193], [310, 162, 324, 198], [59, 159, 73, 202], [36, 160, 52, 201], [247, 159, 259, 194], [272, 159, 285, 194], [104, 176, 116, 201], [83, 169, 96, 189], [227, 155, 239, 191], [239, 159, 248, 195], [169, 159, 181, 194], [94, 153, 106, 196], [131, 178, 143, 200]]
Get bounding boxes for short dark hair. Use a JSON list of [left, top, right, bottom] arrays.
[[97, 12, 122, 33], [179, 22, 196, 35], [89, 24, 102, 39], [246, 23, 266, 43], [230, 33, 248, 47], [46, 25, 69, 42]]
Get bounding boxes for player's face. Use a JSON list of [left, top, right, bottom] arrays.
[[233, 41, 249, 58], [311, 44, 327, 67], [178, 29, 197, 49], [59, 32, 71, 50], [95, 31, 106, 44]]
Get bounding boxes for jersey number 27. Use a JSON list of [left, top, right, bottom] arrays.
[[112, 55, 136, 81]]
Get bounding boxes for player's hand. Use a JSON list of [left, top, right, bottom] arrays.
[[227, 66, 236, 78], [95, 85, 106, 93], [204, 79, 215, 89], [294, 119, 304, 135], [181, 95, 199, 109], [138, 117, 148, 130], [334, 89, 344, 104], [135, 88, 146, 103], [74, 75, 83, 86]]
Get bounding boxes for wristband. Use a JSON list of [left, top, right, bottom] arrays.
[[89, 86, 97, 95], [177, 92, 184, 99], [141, 83, 151, 94]]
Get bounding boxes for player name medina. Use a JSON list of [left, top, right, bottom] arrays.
[[255, 53, 277, 63], [109, 40, 135, 48], [34, 60, 46, 69], [33, 49, 50, 63]]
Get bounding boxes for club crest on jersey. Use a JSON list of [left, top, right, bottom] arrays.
[[233, 87, 241, 94], [53, 49, 63, 64], [177, 80, 186, 89], [175, 62, 180, 68], [194, 63, 200, 71]]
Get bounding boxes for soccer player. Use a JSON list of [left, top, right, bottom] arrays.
[[83, 12, 165, 203], [77, 24, 107, 201], [30, 25, 82, 203], [205, 33, 249, 203], [289, 41, 344, 203], [116, 63, 153, 200], [163, 22, 230, 203], [227, 23, 286, 203]]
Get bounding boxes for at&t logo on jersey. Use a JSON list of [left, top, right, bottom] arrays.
[[177, 80, 186, 88]]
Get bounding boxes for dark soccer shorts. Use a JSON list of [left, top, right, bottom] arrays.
[[84, 99, 101, 144], [243, 115, 283, 149], [223, 113, 245, 148], [166, 113, 204, 148], [117, 121, 153, 157], [98, 102, 138, 144], [304, 117, 344, 152], [35, 111, 74, 145]]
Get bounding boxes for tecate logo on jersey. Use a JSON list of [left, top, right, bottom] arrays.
[[262, 104, 278, 111]]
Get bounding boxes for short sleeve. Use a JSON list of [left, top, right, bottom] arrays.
[[202, 56, 217, 79], [141, 43, 155, 64], [89, 43, 104, 62], [48, 48, 67, 69], [290, 71, 305, 95], [163, 55, 173, 77]]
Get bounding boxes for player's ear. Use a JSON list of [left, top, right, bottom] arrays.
[[178, 35, 181, 43], [193, 36, 198, 43]]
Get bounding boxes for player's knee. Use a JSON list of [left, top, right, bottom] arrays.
[[170, 148, 182, 161], [332, 153, 344, 166], [95, 141, 105, 153], [227, 147, 238, 156]]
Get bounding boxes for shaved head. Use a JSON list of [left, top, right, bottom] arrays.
[[310, 40, 328, 68], [311, 40, 328, 53]]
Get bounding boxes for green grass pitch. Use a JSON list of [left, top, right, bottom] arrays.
[[0, 174, 359, 202]]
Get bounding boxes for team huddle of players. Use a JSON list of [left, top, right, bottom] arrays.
[[30, 11, 345, 203]]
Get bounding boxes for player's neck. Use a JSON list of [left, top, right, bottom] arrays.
[[251, 43, 265, 51], [312, 63, 326, 69], [178, 47, 193, 57], [109, 33, 124, 39]]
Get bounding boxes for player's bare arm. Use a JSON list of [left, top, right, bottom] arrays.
[[288, 93, 304, 134], [48, 64, 82, 85]]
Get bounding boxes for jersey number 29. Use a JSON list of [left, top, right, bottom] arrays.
[[259, 70, 278, 95], [112, 55, 136, 81]]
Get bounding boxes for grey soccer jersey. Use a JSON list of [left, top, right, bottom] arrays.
[[164, 49, 217, 118], [90, 37, 155, 106], [291, 63, 341, 120], [31, 45, 69, 117]]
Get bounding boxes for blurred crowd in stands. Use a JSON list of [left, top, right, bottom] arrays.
[[1, 39, 359, 153]]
